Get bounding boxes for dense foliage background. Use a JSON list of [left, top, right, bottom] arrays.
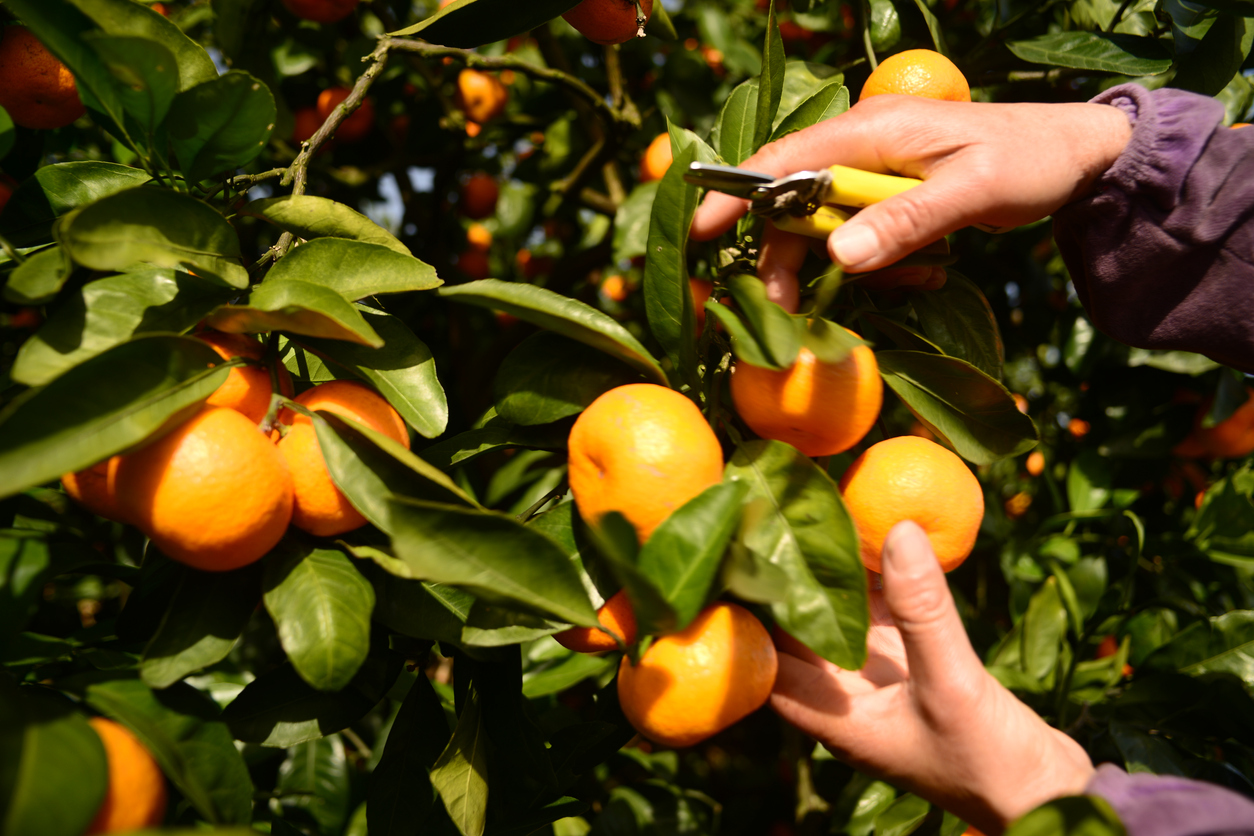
[[2, 0, 1254, 835]]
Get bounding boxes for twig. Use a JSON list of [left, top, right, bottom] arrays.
[[517, 482, 567, 522], [579, 188, 619, 215], [859, 0, 879, 72], [0, 232, 25, 265], [973, 67, 1091, 85], [1106, 0, 1137, 32]]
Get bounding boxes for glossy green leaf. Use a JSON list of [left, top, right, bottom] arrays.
[[67, 0, 218, 90], [1067, 450, 1114, 513], [1140, 610, 1254, 689], [1190, 464, 1254, 562], [1006, 32, 1172, 74], [140, 562, 263, 689], [267, 238, 441, 300], [771, 82, 848, 142], [81, 677, 254, 824], [440, 279, 665, 384], [754, 3, 786, 152], [988, 577, 1067, 685], [726, 273, 804, 369], [876, 350, 1039, 465], [908, 0, 948, 54], [612, 181, 660, 263], [522, 653, 615, 699], [418, 416, 569, 471], [720, 501, 792, 604], [0, 335, 228, 500], [1108, 721, 1190, 775], [242, 195, 410, 255], [263, 543, 375, 693], [57, 187, 248, 288], [0, 681, 108, 836], [0, 162, 151, 249], [388, 498, 599, 628], [583, 511, 681, 638], [870, 0, 902, 51], [367, 674, 448, 836], [368, 560, 472, 643], [275, 736, 352, 835], [1003, 796, 1126, 836], [726, 440, 868, 669], [1173, 14, 1254, 96], [167, 71, 276, 183], [206, 280, 384, 347], [83, 34, 179, 134], [12, 268, 232, 386], [494, 332, 643, 427], [2, 246, 71, 306], [873, 792, 930, 836], [294, 309, 447, 438], [860, 312, 943, 354], [430, 689, 489, 836], [909, 272, 1004, 380], [390, 0, 581, 46], [712, 79, 759, 166]]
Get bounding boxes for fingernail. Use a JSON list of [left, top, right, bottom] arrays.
[[831, 224, 879, 269]]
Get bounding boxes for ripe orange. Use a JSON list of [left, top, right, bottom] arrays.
[[618, 601, 777, 747], [63, 456, 128, 523], [730, 337, 882, 457], [563, 0, 654, 45], [0, 27, 86, 130], [280, 0, 358, 23], [461, 172, 500, 219], [517, 248, 554, 279], [1025, 450, 1045, 477], [838, 436, 984, 573], [278, 381, 410, 537], [568, 383, 724, 543], [860, 49, 970, 102], [1004, 491, 1031, 519], [466, 222, 492, 251], [1068, 418, 1091, 439], [1173, 387, 1254, 459], [456, 69, 508, 125], [196, 331, 294, 424], [690, 278, 713, 334], [1232, 123, 1251, 129], [85, 717, 167, 834], [554, 589, 637, 652], [117, 407, 294, 571], [639, 132, 673, 183], [457, 248, 491, 279], [291, 105, 322, 144], [316, 87, 374, 143], [601, 274, 630, 302]]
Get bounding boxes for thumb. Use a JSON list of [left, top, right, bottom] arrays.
[[879, 521, 985, 700]]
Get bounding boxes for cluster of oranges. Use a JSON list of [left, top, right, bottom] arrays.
[[63, 331, 409, 571]]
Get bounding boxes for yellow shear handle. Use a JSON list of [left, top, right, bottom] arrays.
[[772, 205, 853, 238], [825, 164, 922, 208]]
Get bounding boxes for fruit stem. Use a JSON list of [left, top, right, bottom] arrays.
[[634, 1, 646, 38], [858, 0, 879, 71], [0, 231, 24, 265]]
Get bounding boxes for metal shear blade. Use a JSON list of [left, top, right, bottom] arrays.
[[685, 162, 829, 218], [683, 162, 776, 200]]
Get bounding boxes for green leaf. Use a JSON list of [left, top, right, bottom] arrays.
[[81, 677, 254, 824], [909, 272, 1004, 380], [266, 238, 441, 300], [295, 309, 447, 438], [140, 562, 262, 689], [242, 195, 410, 255], [2, 246, 71, 306], [612, 181, 660, 263], [67, 0, 218, 90], [1172, 14, 1254, 96], [870, 0, 902, 51], [57, 187, 248, 288], [388, 498, 599, 628], [367, 675, 449, 836], [771, 82, 849, 142], [873, 793, 930, 836], [0, 681, 108, 836], [876, 350, 1038, 465], [712, 79, 759, 166], [222, 638, 401, 747], [440, 279, 665, 384], [275, 736, 352, 836], [83, 34, 179, 134], [907, 0, 949, 55], [583, 511, 680, 637], [206, 280, 385, 347], [0, 334, 229, 500], [1006, 32, 1173, 75], [494, 332, 643, 427], [637, 481, 748, 629], [989, 577, 1067, 684], [725, 273, 804, 369], [1067, 450, 1114, 513], [0, 162, 152, 249], [389, 0, 582, 46], [754, 3, 786, 152], [726, 440, 868, 669], [1108, 721, 1190, 776], [522, 652, 616, 699], [860, 312, 944, 354], [430, 688, 489, 836], [1140, 610, 1254, 690], [167, 70, 276, 183], [1003, 796, 1126, 836], [263, 543, 375, 693], [12, 268, 232, 386], [418, 416, 569, 471]]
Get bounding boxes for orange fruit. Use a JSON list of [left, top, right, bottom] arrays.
[[690, 278, 713, 333], [117, 407, 294, 571], [1068, 418, 1091, 439], [1025, 450, 1045, 476], [278, 381, 410, 537], [554, 589, 637, 652], [639, 132, 673, 182], [1173, 387, 1254, 459], [196, 331, 294, 424], [461, 172, 500, 219], [456, 69, 508, 125], [568, 383, 724, 543], [860, 49, 970, 102], [150, 2, 170, 16], [291, 105, 322, 144], [280, 0, 358, 23], [730, 336, 883, 457], [517, 248, 554, 279], [601, 274, 629, 302], [0, 27, 86, 130], [466, 222, 492, 251], [563, 0, 654, 45], [838, 436, 984, 573], [457, 248, 490, 279], [62, 456, 127, 523], [85, 717, 167, 834], [618, 601, 777, 747], [316, 87, 374, 143], [1004, 491, 1031, 519], [1232, 123, 1250, 129]]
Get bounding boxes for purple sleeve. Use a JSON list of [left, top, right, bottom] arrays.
[[1051, 83, 1254, 374], [1085, 763, 1254, 835]]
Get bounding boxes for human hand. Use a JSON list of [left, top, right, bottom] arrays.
[[770, 521, 1095, 834], [691, 96, 1132, 311]]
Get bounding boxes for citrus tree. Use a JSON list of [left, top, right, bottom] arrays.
[[2, 0, 1253, 835]]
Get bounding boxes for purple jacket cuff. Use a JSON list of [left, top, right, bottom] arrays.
[[1085, 763, 1254, 836]]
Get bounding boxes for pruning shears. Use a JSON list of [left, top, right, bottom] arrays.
[[684, 162, 922, 239]]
